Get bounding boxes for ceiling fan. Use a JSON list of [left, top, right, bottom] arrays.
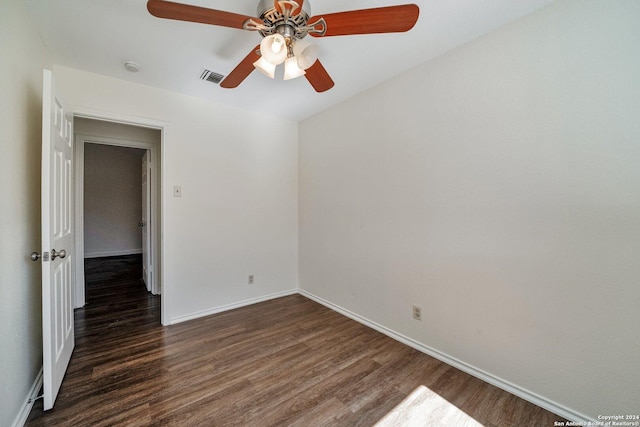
[[147, 0, 419, 92]]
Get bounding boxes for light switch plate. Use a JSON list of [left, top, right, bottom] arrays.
[[173, 186, 182, 197]]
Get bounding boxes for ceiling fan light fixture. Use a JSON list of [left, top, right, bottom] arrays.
[[253, 57, 276, 78], [292, 39, 318, 70], [283, 56, 306, 80], [147, 0, 420, 92], [260, 34, 287, 65]]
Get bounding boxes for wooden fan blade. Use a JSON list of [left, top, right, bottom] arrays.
[[309, 4, 419, 37], [147, 0, 258, 30], [220, 46, 261, 89], [305, 60, 334, 93]]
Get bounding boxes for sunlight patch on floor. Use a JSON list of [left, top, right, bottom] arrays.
[[374, 385, 484, 427]]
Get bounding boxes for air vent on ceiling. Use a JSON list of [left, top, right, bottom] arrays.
[[200, 69, 225, 85]]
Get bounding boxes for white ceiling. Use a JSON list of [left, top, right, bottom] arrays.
[[24, 0, 555, 121]]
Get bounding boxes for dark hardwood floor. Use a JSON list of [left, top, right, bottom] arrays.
[[27, 255, 565, 426]]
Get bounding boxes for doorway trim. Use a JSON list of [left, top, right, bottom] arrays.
[[71, 107, 167, 325], [75, 135, 159, 290]]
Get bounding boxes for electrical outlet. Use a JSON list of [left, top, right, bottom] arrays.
[[248, 275, 254, 285], [413, 305, 422, 321]]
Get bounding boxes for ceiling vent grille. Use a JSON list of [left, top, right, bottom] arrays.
[[200, 69, 225, 84]]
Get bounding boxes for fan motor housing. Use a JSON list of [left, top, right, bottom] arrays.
[[256, 0, 311, 38]]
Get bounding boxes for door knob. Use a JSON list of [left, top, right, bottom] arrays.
[[51, 249, 66, 260], [30, 252, 41, 261]]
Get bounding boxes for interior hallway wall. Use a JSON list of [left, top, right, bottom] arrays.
[[83, 144, 145, 258]]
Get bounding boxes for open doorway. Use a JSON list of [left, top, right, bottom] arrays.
[[73, 117, 162, 310]]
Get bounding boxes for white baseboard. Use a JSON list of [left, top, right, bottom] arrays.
[[169, 289, 298, 325], [84, 249, 142, 258], [297, 289, 594, 424], [12, 367, 43, 427]]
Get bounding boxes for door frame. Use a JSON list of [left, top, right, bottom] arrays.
[[71, 108, 167, 325], [141, 150, 152, 292], [74, 136, 159, 293]]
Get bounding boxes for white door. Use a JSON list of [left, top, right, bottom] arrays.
[[41, 69, 75, 411], [141, 150, 152, 291]]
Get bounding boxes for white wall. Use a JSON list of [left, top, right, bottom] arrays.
[[75, 117, 162, 144], [55, 66, 299, 324], [299, 0, 640, 421], [83, 143, 145, 257], [0, 1, 51, 425]]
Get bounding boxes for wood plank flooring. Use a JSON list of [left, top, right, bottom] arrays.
[[26, 255, 565, 426]]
